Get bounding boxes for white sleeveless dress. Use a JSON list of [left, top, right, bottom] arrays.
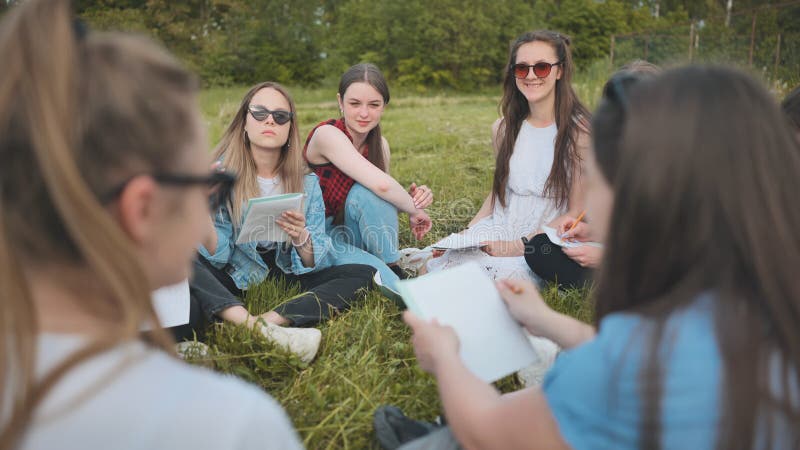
[[426, 121, 564, 280]]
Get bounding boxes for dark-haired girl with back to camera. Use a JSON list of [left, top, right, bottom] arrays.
[[0, 1, 303, 448], [304, 63, 433, 290], [389, 65, 800, 449], [424, 31, 591, 282], [192, 82, 377, 363]]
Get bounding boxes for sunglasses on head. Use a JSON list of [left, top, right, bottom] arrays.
[[511, 61, 563, 79], [248, 106, 293, 125], [101, 170, 238, 212]]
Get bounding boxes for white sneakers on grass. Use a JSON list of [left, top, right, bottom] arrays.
[[259, 322, 322, 364]]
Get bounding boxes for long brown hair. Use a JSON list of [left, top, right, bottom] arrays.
[[593, 66, 800, 448], [213, 82, 304, 226], [0, 0, 198, 447], [338, 63, 389, 172], [494, 31, 590, 209]]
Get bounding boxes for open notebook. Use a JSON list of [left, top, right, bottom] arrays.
[[141, 279, 190, 331], [235, 193, 305, 244], [431, 233, 487, 251], [541, 225, 603, 249], [396, 263, 537, 382]]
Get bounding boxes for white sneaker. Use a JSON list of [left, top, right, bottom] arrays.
[[259, 322, 322, 364]]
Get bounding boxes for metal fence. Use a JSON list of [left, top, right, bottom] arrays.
[[610, 0, 800, 88]]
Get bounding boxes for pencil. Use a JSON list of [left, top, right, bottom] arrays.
[[565, 211, 586, 234]]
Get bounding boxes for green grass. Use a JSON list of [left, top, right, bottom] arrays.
[[191, 86, 599, 449]]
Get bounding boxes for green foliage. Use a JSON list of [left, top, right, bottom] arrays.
[[73, 0, 799, 89]]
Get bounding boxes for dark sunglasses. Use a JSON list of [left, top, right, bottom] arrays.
[[101, 171, 237, 211], [511, 61, 563, 79], [248, 106, 294, 125]]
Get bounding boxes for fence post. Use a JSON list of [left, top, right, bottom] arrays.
[[610, 35, 615, 68], [689, 21, 696, 61], [748, 12, 757, 66], [774, 33, 782, 80]]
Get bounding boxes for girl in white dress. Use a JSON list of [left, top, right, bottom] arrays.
[[426, 31, 591, 281]]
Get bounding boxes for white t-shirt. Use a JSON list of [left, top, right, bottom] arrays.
[[17, 334, 304, 450], [256, 176, 282, 250], [257, 176, 282, 197]]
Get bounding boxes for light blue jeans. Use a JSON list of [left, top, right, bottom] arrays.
[[326, 183, 401, 291]]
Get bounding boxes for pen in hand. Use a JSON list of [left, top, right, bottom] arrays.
[[561, 210, 586, 239]]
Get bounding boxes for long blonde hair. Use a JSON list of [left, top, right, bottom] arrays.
[[213, 82, 305, 226], [0, 0, 198, 447]]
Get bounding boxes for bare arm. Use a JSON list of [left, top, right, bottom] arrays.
[[435, 356, 569, 450], [405, 312, 570, 450], [468, 193, 494, 228], [565, 129, 591, 217], [307, 125, 418, 214], [497, 279, 595, 350]]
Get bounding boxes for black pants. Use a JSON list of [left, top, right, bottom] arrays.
[[524, 233, 592, 290], [191, 251, 375, 329]]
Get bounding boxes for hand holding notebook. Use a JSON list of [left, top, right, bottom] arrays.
[[235, 193, 305, 244], [397, 263, 538, 382]]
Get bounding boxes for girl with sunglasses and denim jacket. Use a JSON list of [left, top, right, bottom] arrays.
[[304, 63, 433, 290], [424, 31, 591, 283], [193, 82, 375, 363]]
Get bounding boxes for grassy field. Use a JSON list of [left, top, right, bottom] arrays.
[[190, 84, 599, 449]]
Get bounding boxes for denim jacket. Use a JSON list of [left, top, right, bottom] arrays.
[[198, 173, 334, 290]]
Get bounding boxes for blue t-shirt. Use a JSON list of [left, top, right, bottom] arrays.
[[543, 294, 722, 449]]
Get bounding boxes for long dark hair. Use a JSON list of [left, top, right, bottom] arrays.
[[593, 66, 800, 449], [494, 30, 590, 209], [338, 63, 389, 172]]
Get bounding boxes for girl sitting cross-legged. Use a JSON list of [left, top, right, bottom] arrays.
[[192, 82, 376, 363], [425, 30, 591, 281]]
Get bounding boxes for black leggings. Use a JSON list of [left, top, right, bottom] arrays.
[[195, 251, 375, 327], [524, 233, 592, 290]]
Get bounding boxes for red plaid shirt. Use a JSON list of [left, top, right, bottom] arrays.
[[303, 118, 368, 218]]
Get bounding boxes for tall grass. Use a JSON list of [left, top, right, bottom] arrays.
[[192, 83, 601, 448]]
